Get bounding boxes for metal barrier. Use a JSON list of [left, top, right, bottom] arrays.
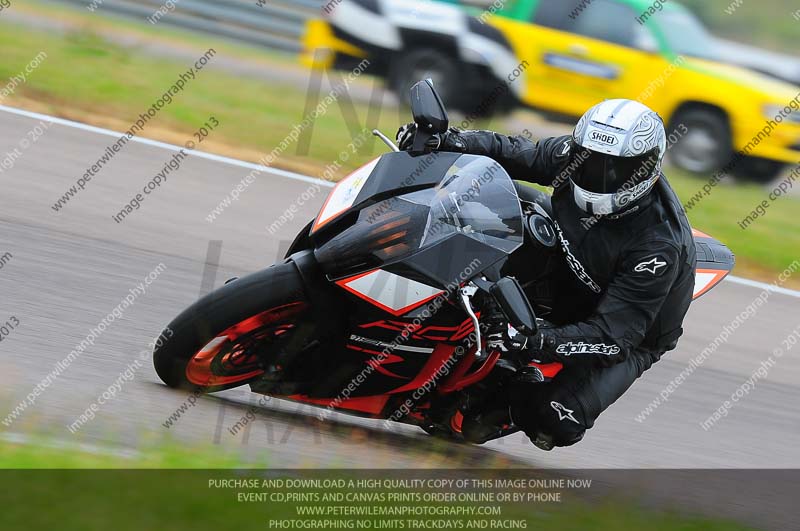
[[54, 0, 324, 52]]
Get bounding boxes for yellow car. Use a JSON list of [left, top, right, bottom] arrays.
[[304, 0, 800, 181]]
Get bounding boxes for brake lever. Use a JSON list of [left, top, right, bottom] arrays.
[[458, 286, 483, 359], [372, 129, 400, 152]]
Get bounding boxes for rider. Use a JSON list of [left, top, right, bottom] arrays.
[[397, 99, 697, 450]]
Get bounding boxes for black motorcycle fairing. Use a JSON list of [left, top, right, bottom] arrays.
[[353, 151, 461, 204], [309, 151, 462, 243], [383, 233, 508, 290], [285, 219, 314, 257], [313, 154, 525, 287], [314, 190, 434, 279]]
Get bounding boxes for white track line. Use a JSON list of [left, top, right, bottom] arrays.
[[0, 104, 334, 188], [2, 105, 799, 298], [724, 276, 800, 299]]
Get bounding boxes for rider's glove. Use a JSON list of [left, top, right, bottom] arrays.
[[440, 127, 468, 152], [396, 123, 417, 151], [512, 320, 559, 365], [486, 330, 508, 352], [524, 339, 557, 364], [491, 327, 531, 356], [481, 292, 510, 353], [396, 123, 468, 153]]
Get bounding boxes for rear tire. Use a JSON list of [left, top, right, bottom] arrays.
[[153, 262, 310, 393]]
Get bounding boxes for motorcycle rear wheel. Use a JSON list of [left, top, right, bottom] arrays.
[[153, 262, 310, 393]]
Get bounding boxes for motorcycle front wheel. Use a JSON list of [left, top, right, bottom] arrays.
[[153, 262, 311, 393]]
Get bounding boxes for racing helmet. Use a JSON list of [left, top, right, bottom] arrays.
[[568, 99, 667, 216]]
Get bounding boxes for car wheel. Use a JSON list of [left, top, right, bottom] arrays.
[[730, 155, 786, 184], [668, 108, 732, 174], [389, 48, 465, 111]]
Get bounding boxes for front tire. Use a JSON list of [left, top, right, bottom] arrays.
[[153, 262, 310, 393]]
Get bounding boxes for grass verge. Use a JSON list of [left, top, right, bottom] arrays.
[[0, 439, 760, 531], [0, 7, 797, 284], [0, 433, 269, 468]]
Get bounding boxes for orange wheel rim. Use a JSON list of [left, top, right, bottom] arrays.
[[185, 302, 307, 386]]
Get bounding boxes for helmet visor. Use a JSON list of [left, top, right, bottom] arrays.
[[571, 148, 661, 194]]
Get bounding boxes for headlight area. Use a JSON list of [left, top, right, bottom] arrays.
[[763, 101, 800, 125]]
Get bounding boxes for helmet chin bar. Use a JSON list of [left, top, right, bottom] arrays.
[[571, 174, 659, 216]]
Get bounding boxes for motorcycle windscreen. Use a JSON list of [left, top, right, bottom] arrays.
[[315, 191, 432, 278], [314, 155, 524, 281], [421, 155, 524, 255]]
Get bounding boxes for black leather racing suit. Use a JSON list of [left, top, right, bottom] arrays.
[[454, 131, 697, 448]]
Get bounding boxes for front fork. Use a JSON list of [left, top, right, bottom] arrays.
[[248, 251, 344, 394]]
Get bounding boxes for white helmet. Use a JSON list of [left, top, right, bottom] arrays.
[[569, 99, 667, 216]]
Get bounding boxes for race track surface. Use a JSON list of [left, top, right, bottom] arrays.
[[1, 107, 798, 471]]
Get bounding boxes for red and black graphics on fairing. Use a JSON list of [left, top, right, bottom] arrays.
[[313, 286, 479, 400], [358, 315, 478, 343]]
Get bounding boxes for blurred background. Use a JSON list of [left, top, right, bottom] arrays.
[[3, 0, 797, 281]]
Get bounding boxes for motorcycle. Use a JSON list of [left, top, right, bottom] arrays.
[[154, 80, 735, 442]]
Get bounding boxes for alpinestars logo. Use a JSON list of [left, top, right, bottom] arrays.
[[634, 256, 667, 275], [556, 342, 621, 356], [551, 401, 580, 424], [553, 221, 602, 293]]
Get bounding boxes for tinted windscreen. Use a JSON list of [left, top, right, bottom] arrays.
[[422, 155, 524, 254], [314, 154, 524, 278], [314, 192, 432, 277]]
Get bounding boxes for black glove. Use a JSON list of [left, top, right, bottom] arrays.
[[396, 123, 417, 151], [486, 328, 509, 353], [512, 320, 559, 365], [396, 123, 468, 153], [489, 325, 532, 355], [480, 291, 510, 353]]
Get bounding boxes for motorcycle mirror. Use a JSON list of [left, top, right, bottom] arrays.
[[489, 277, 537, 336], [410, 79, 449, 135]]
